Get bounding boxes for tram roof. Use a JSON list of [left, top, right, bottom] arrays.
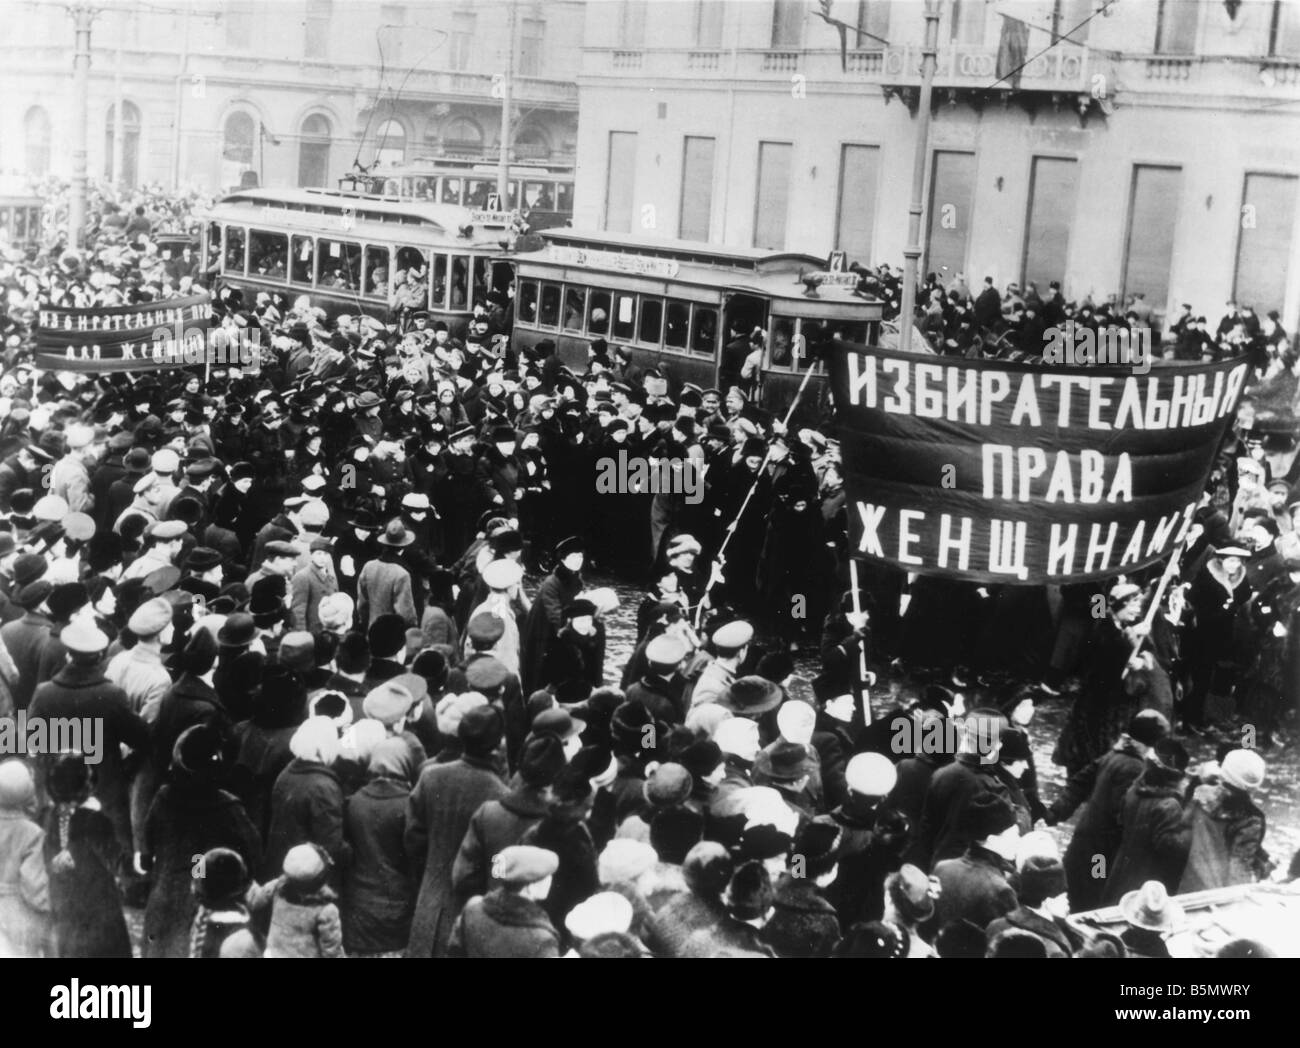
[[203, 189, 511, 247]]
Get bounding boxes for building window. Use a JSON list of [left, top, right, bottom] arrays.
[[1155, 0, 1198, 55], [753, 141, 792, 250], [605, 131, 638, 233], [373, 118, 406, 165], [380, 4, 405, 65], [442, 116, 483, 155], [771, 0, 804, 48], [695, 0, 723, 47], [224, 1, 252, 50], [1021, 156, 1079, 294], [24, 106, 50, 177], [950, 0, 987, 45], [679, 136, 716, 241], [855, 1, 890, 47], [619, 0, 647, 48], [835, 144, 881, 264], [304, 0, 331, 59], [519, 18, 544, 76], [514, 124, 550, 160], [1051, 0, 1091, 44], [1271, 0, 1300, 56], [1235, 172, 1298, 314], [1122, 164, 1183, 308], [925, 150, 976, 282], [298, 113, 331, 187], [222, 111, 256, 188], [451, 11, 475, 70], [105, 101, 142, 187]]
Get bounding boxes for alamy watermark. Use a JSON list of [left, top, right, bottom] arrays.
[[0, 713, 103, 764], [595, 450, 704, 505], [1042, 321, 1152, 375]]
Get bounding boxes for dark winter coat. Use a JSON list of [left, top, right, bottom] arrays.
[[1, 611, 55, 711], [451, 785, 550, 902], [404, 754, 507, 958], [986, 906, 1083, 958], [825, 795, 904, 925], [1178, 783, 1269, 894], [1102, 761, 1190, 903], [43, 806, 132, 959], [519, 564, 583, 692], [342, 776, 415, 954], [520, 816, 599, 934], [1049, 736, 1148, 911], [905, 752, 1020, 872], [29, 663, 151, 855], [446, 888, 560, 958], [644, 891, 728, 958], [264, 759, 350, 881], [931, 845, 1018, 932], [762, 876, 842, 958], [141, 775, 261, 958]]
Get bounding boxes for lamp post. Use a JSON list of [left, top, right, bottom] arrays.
[[898, 0, 941, 355], [497, 0, 516, 205], [67, 2, 99, 249]]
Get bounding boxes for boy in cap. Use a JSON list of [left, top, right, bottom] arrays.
[[689, 619, 753, 708], [446, 845, 561, 958], [122, 519, 186, 581], [106, 596, 176, 720]]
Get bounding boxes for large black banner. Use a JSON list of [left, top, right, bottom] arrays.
[[33, 293, 219, 373], [829, 344, 1249, 584]]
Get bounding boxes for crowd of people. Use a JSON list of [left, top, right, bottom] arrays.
[[0, 178, 1296, 960]]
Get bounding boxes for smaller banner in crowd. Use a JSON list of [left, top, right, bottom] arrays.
[[829, 344, 1250, 584], [33, 293, 220, 373]]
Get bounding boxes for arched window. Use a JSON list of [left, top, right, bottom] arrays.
[[442, 116, 483, 155], [298, 113, 332, 187], [105, 100, 142, 187], [512, 123, 550, 160], [222, 111, 257, 188], [25, 107, 50, 176], [373, 119, 406, 166]]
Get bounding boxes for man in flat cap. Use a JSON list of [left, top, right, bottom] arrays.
[[50, 422, 103, 514], [446, 845, 560, 958], [122, 519, 187, 581]]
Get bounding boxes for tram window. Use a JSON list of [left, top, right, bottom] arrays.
[[539, 283, 561, 327], [441, 178, 462, 205], [557, 183, 574, 212], [770, 317, 796, 369], [448, 255, 469, 310], [639, 298, 664, 345], [523, 181, 543, 208], [364, 245, 390, 297], [395, 246, 428, 282], [563, 287, 585, 331], [319, 239, 362, 290], [224, 226, 246, 273], [518, 280, 538, 324], [291, 236, 315, 285], [587, 290, 611, 334], [665, 300, 690, 350], [506, 182, 520, 209], [431, 254, 449, 310], [612, 293, 636, 341], [0, 209, 10, 236], [383, 179, 400, 198], [30, 208, 41, 239], [690, 305, 717, 356], [400, 178, 414, 197], [249, 230, 286, 278], [14, 210, 26, 240], [472, 256, 489, 310], [466, 179, 492, 209]]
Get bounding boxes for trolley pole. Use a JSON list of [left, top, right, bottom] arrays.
[[67, 2, 98, 250], [898, 0, 941, 356]]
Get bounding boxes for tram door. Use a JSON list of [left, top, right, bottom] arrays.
[[719, 292, 769, 393]]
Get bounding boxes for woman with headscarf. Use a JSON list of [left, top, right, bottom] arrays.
[[140, 723, 261, 958], [264, 715, 351, 883], [341, 737, 418, 957]]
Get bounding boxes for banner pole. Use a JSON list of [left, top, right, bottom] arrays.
[[1129, 525, 1193, 661], [849, 557, 872, 726], [695, 351, 822, 630]]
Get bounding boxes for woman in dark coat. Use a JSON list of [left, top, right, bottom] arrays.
[[1053, 584, 1146, 775], [519, 540, 585, 692], [1102, 743, 1191, 904], [232, 664, 305, 841], [537, 602, 602, 692], [519, 764, 599, 937], [42, 754, 132, 959], [1184, 549, 1252, 731], [263, 717, 351, 882], [342, 738, 417, 957], [141, 724, 262, 958]]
